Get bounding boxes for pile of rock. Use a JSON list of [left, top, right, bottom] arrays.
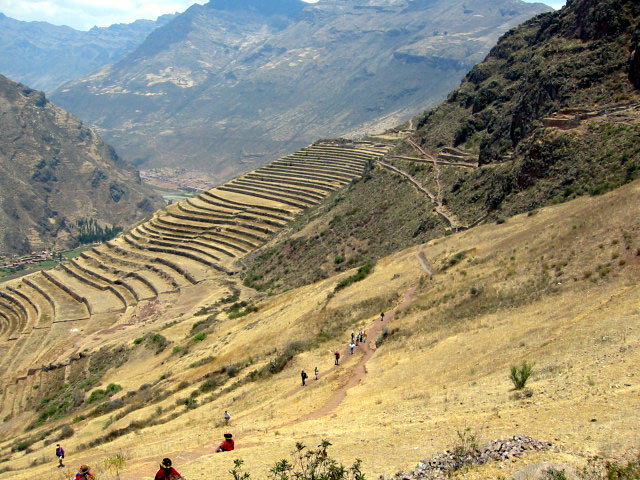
[[381, 435, 554, 480]]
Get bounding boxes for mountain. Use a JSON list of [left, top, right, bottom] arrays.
[[51, 0, 551, 185], [1, 0, 640, 474], [239, 0, 640, 291], [395, 0, 640, 223], [0, 75, 164, 256], [0, 12, 176, 93]]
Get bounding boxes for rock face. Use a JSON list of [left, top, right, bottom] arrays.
[[0, 74, 164, 256], [0, 12, 176, 93], [51, 0, 550, 183]]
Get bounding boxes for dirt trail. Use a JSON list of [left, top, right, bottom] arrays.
[[405, 139, 463, 230], [278, 287, 416, 427], [120, 285, 420, 479]]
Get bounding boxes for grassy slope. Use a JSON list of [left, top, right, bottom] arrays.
[[3, 178, 639, 480]]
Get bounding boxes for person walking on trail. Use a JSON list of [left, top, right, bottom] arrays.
[[314, 366, 319, 380], [351, 331, 355, 342], [217, 433, 235, 452], [349, 342, 355, 354], [224, 410, 231, 425], [155, 458, 183, 479], [334, 351, 340, 365], [380, 312, 385, 322], [363, 330, 368, 342], [301, 370, 308, 386], [75, 465, 95, 480], [55, 443, 64, 468]]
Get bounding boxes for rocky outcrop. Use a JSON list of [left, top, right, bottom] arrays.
[[382, 435, 554, 480]]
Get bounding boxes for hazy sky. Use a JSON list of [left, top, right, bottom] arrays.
[[0, 0, 567, 31]]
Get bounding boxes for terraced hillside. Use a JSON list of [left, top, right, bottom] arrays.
[[0, 140, 389, 421]]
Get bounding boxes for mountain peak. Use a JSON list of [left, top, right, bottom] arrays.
[[205, 0, 307, 16]]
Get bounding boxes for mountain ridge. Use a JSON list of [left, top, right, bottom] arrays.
[[51, 0, 551, 186], [0, 12, 176, 93], [0, 74, 165, 256]]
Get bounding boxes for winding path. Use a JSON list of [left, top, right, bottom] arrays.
[[120, 285, 420, 479]]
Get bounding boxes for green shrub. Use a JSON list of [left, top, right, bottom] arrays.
[[229, 440, 364, 480], [172, 346, 182, 354], [88, 389, 106, 404], [442, 251, 467, 270], [200, 378, 220, 393], [335, 263, 374, 291], [105, 384, 122, 395], [193, 332, 206, 343], [510, 361, 534, 390], [133, 337, 143, 345]]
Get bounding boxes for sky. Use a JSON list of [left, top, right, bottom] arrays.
[[0, 0, 567, 31]]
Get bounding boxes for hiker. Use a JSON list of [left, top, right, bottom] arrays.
[[380, 312, 385, 322], [301, 370, 308, 386], [351, 331, 355, 342], [75, 465, 95, 480], [154, 458, 183, 479], [363, 330, 368, 342], [217, 433, 235, 452], [314, 366, 319, 380], [55, 443, 64, 468], [349, 342, 355, 354], [334, 351, 340, 365], [224, 410, 231, 425]]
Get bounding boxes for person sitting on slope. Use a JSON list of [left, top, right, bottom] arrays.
[[216, 433, 235, 452], [154, 458, 183, 480]]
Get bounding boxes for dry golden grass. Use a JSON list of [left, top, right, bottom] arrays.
[[2, 180, 640, 480]]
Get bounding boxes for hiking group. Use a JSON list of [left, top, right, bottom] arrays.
[[51, 310, 388, 478], [302, 311, 384, 385]]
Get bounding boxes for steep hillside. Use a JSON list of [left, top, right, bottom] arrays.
[[0, 13, 176, 93], [1, 174, 639, 480], [0, 75, 164, 256], [392, 0, 640, 222], [190, 0, 640, 293], [51, 0, 550, 186]]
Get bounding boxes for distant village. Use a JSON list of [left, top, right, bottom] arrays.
[[0, 249, 59, 272], [140, 168, 214, 192]]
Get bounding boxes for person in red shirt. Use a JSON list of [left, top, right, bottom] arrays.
[[75, 465, 94, 480], [155, 458, 182, 480], [216, 433, 235, 452]]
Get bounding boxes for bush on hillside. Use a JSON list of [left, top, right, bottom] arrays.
[[510, 361, 534, 390], [230, 440, 365, 480], [335, 263, 374, 292]]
